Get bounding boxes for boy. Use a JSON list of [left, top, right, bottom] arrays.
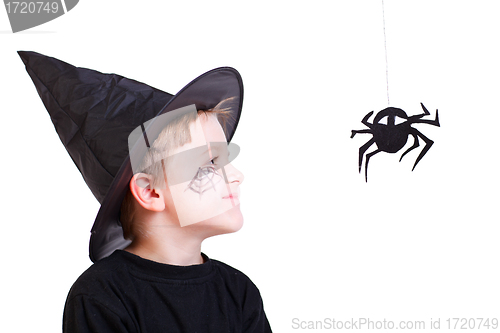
[[19, 51, 271, 332]]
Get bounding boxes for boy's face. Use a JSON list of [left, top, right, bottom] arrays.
[[162, 113, 244, 231]]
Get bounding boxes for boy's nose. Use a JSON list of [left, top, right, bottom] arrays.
[[222, 163, 244, 185]]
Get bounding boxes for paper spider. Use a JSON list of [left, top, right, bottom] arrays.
[[350, 103, 440, 182]]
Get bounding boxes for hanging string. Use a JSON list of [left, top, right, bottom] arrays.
[[381, 0, 390, 105]]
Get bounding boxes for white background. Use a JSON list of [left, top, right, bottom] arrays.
[[1, 1, 499, 332]]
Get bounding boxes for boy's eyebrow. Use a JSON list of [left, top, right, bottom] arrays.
[[199, 146, 212, 162], [164, 145, 211, 186], [208, 142, 234, 160]]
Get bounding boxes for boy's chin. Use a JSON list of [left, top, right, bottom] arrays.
[[186, 204, 244, 236]]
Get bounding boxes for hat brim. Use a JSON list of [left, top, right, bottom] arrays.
[[89, 67, 243, 262]]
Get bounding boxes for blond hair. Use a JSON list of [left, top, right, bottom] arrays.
[[120, 97, 236, 240]]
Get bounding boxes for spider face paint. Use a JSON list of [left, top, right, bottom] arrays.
[[185, 163, 223, 199], [183, 140, 239, 199]]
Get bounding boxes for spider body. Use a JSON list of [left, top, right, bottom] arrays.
[[351, 103, 440, 182]]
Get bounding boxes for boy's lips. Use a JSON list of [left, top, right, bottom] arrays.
[[223, 193, 240, 208]]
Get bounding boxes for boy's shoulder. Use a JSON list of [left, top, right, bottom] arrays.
[[65, 250, 130, 302], [211, 257, 255, 282], [210, 257, 263, 297]]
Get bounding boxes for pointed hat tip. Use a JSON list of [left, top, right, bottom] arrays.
[[17, 50, 33, 65], [18, 51, 49, 64]]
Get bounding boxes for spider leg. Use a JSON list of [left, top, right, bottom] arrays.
[[358, 138, 375, 173], [399, 133, 420, 162], [350, 129, 371, 138], [420, 102, 430, 115], [364, 148, 381, 182], [361, 111, 374, 127], [410, 128, 434, 171], [414, 104, 440, 127]]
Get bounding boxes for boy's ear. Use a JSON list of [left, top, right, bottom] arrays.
[[129, 173, 165, 212]]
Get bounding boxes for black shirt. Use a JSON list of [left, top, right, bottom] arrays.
[[63, 250, 271, 332]]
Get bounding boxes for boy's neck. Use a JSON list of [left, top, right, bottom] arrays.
[[124, 228, 204, 266]]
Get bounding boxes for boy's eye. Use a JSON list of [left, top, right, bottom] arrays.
[[210, 155, 225, 168]]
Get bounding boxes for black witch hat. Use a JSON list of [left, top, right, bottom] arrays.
[[19, 51, 243, 262]]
